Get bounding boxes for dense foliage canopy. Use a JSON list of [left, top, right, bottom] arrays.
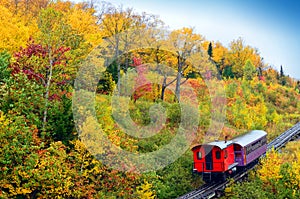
[[0, 0, 299, 198]]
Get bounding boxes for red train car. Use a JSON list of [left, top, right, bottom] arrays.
[[192, 130, 267, 182], [192, 140, 238, 182]]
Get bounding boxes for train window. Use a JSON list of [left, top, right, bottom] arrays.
[[197, 151, 202, 160], [234, 145, 241, 151], [224, 150, 228, 159], [215, 151, 221, 159]]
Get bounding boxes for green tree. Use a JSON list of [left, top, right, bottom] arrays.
[[0, 112, 41, 198], [0, 51, 10, 84], [97, 71, 116, 94], [99, 5, 148, 95], [280, 65, 284, 77], [167, 27, 204, 102], [279, 65, 287, 86], [9, 39, 74, 140], [37, 7, 83, 131], [0, 53, 45, 128], [243, 59, 256, 80], [226, 38, 262, 78], [223, 65, 234, 78], [207, 42, 213, 58], [154, 153, 197, 199], [228, 177, 269, 199]]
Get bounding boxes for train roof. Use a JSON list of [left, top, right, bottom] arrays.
[[192, 140, 233, 150], [232, 130, 267, 147]]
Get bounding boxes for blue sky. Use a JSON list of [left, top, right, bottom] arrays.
[[104, 0, 300, 79]]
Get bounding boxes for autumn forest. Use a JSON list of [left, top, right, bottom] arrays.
[[0, 0, 300, 198]]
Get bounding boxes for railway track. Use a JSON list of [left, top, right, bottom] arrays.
[[268, 122, 300, 150], [177, 122, 300, 199], [178, 169, 251, 199]]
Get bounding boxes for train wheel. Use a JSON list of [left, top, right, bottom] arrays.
[[214, 173, 226, 182], [221, 173, 227, 182], [215, 190, 224, 197]]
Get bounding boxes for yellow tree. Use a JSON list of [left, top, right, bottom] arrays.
[[264, 67, 279, 85], [132, 26, 179, 101], [0, 0, 49, 18], [0, 5, 38, 52], [49, 0, 103, 48], [99, 5, 136, 94], [167, 27, 204, 101], [226, 37, 263, 78], [257, 148, 283, 184], [99, 4, 162, 95], [213, 42, 229, 73], [136, 180, 156, 199], [66, 4, 102, 47], [201, 41, 228, 75]]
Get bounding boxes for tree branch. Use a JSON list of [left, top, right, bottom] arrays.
[[165, 77, 177, 87], [180, 76, 189, 85]]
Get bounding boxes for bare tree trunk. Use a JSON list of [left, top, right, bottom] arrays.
[[161, 75, 177, 101], [175, 71, 181, 102], [117, 62, 120, 95], [175, 55, 182, 102], [124, 53, 129, 96], [161, 75, 167, 100], [116, 36, 120, 95], [42, 51, 53, 131]]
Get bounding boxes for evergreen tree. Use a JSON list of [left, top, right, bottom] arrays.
[[280, 65, 284, 77], [279, 65, 286, 86], [107, 60, 119, 83], [296, 81, 300, 93], [0, 52, 11, 84], [223, 66, 234, 78], [243, 59, 256, 80], [207, 42, 213, 58]]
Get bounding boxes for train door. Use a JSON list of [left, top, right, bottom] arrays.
[[234, 144, 244, 166], [214, 148, 223, 171], [205, 146, 213, 170]]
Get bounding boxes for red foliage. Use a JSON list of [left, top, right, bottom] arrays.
[[188, 79, 201, 90], [131, 56, 142, 67], [10, 39, 71, 100], [130, 57, 154, 102], [11, 39, 70, 85], [259, 75, 265, 82], [132, 64, 152, 102], [204, 69, 212, 80]]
